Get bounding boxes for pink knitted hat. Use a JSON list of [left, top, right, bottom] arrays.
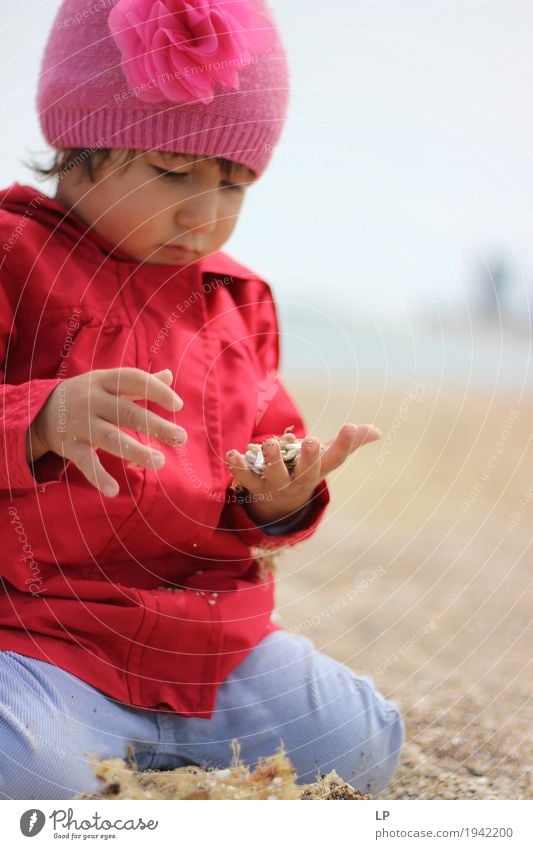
[[37, 0, 290, 178]]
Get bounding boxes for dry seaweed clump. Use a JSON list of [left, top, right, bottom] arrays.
[[77, 745, 372, 801], [300, 772, 373, 800]]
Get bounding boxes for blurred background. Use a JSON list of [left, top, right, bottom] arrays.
[[2, 0, 533, 388], [1, 0, 531, 798]]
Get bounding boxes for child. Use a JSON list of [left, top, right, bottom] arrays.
[[0, 0, 403, 800]]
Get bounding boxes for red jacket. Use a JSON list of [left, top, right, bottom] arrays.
[[0, 183, 329, 717]]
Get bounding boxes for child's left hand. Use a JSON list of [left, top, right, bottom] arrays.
[[225, 423, 381, 526]]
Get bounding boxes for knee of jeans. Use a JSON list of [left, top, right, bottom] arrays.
[[0, 702, 100, 800], [348, 679, 404, 796], [319, 677, 404, 797]]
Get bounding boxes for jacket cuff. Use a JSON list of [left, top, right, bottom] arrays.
[[224, 479, 330, 548], [258, 499, 316, 536], [1, 378, 72, 491]]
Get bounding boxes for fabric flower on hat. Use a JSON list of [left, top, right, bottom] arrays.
[[108, 0, 275, 105]]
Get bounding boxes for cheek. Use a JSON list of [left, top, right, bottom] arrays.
[[111, 192, 162, 243], [216, 218, 235, 242], [217, 195, 243, 237]]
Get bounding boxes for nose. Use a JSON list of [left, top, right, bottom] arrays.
[[174, 188, 218, 236]]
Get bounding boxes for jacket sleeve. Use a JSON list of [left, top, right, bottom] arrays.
[[221, 277, 330, 548], [0, 266, 73, 493]]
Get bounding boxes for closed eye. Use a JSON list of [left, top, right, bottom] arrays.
[[152, 166, 188, 181], [151, 165, 244, 191]]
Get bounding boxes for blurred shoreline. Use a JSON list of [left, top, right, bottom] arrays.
[[280, 319, 533, 395]]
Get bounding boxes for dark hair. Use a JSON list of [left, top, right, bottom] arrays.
[[27, 147, 256, 184]]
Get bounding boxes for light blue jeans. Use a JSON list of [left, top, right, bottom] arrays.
[[0, 630, 403, 800]]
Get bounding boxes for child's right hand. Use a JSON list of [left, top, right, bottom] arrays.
[[25, 367, 186, 497]]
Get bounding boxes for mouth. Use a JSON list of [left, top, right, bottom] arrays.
[[162, 244, 202, 261]]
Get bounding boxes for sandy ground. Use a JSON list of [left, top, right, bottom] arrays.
[[273, 379, 532, 800]]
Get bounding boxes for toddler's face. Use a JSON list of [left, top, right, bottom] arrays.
[[55, 149, 254, 265]]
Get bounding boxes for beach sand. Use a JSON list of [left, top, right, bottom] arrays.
[[273, 379, 532, 800]]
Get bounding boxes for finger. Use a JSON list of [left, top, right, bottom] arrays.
[[109, 368, 172, 402], [100, 368, 183, 412], [91, 423, 167, 472], [345, 422, 381, 449], [320, 423, 381, 475], [290, 436, 322, 488], [65, 440, 121, 498], [225, 449, 263, 492], [261, 439, 291, 492], [99, 395, 187, 447], [153, 369, 173, 383]]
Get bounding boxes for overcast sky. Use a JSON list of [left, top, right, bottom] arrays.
[[1, 0, 533, 328]]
